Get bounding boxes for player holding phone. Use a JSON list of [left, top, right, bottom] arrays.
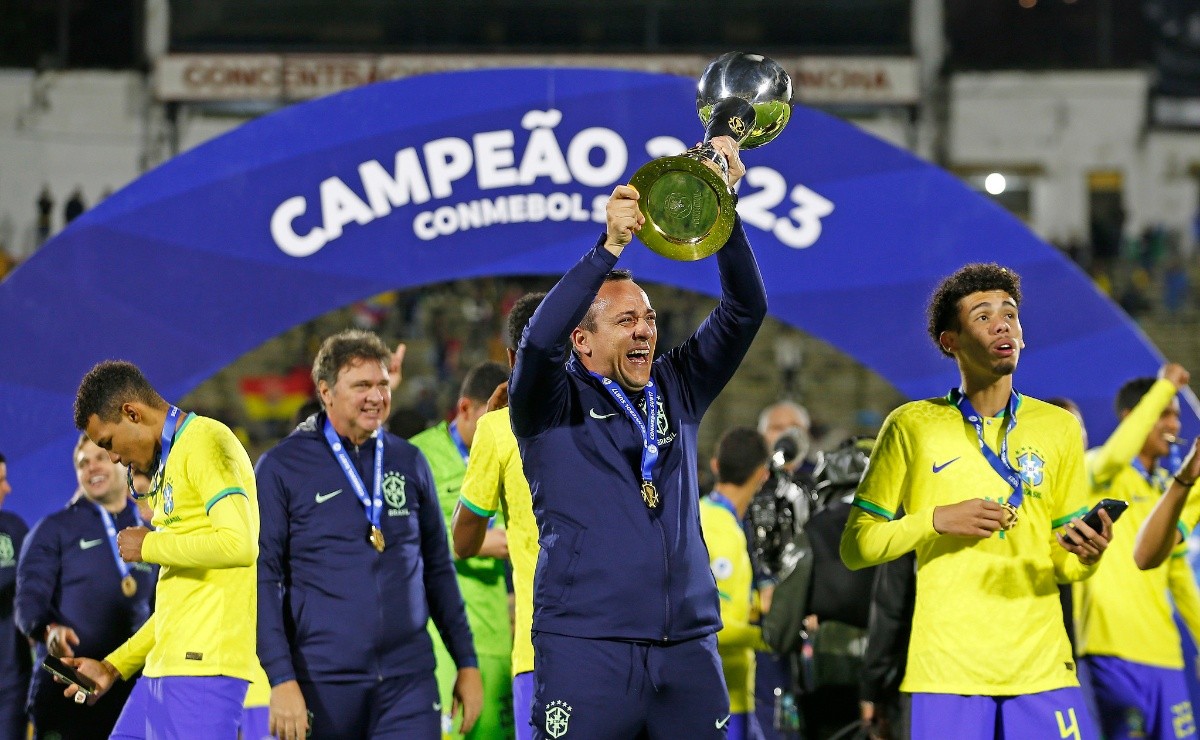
[[841, 263, 1110, 739], [1072, 363, 1200, 740]]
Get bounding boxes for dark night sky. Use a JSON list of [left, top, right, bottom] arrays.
[[0, 0, 1171, 73]]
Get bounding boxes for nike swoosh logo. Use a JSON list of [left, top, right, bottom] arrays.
[[79, 538, 104, 550], [314, 489, 343, 504], [716, 715, 731, 729], [932, 457, 961, 473], [433, 701, 442, 712], [590, 409, 617, 420]]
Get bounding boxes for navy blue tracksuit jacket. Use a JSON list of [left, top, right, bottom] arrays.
[[255, 414, 476, 686], [15, 498, 155, 736], [0, 511, 29, 740], [510, 216, 767, 642]]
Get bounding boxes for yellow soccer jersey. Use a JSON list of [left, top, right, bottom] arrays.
[[699, 494, 766, 715], [1074, 379, 1200, 668], [842, 393, 1094, 696], [459, 407, 538, 677], [106, 414, 260, 683]]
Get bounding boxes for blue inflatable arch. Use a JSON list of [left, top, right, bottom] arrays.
[[1, 67, 1190, 525]]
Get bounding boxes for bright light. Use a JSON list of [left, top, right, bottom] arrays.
[[984, 173, 1007, 195]]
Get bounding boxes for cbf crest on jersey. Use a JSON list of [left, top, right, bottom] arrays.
[[1017, 451, 1045, 487], [384, 471, 408, 516], [163, 483, 175, 515], [0, 534, 13, 567], [546, 700, 572, 738]]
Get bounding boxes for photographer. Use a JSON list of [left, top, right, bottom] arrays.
[[747, 401, 814, 739], [760, 437, 878, 739]]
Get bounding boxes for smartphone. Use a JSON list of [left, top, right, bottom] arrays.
[[41, 655, 96, 695], [1079, 498, 1128, 532]]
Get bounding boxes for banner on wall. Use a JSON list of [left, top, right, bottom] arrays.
[[0, 66, 1188, 525]]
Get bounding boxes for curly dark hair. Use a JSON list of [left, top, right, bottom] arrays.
[[926, 263, 1022, 357], [311, 329, 392, 390], [74, 360, 167, 430]]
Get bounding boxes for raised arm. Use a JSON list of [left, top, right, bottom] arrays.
[[509, 185, 640, 437], [661, 138, 766, 414], [1135, 437, 1200, 569], [1090, 368, 1185, 488]]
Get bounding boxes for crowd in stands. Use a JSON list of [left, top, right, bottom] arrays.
[[1054, 222, 1199, 321]]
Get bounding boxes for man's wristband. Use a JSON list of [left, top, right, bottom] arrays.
[[1176, 475, 1197, 489]]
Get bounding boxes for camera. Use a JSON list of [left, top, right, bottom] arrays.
[[748, 430, 815, 580]]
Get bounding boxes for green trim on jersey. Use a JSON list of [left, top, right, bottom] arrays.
[[852, 498, 895, 521], [204, 488, 246, 514], [459, 495, 495, 518], [1051, 506, 1088, 529]]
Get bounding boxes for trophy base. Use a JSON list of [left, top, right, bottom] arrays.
[[629, 154, 735, 262]]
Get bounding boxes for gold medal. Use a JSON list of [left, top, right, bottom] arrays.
[[1000, 502, 1019, 531], [369, 526, 386, 553], [641, 482, 659, 509], [121, 574, 137, 597]]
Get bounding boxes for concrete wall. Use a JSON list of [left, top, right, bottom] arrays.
[[949, 70, 1200, 248], [0, 70, 149, 259]]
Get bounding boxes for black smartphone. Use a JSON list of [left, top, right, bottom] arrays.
[[41, 655, 96, 695], [1079, 498, 1128, 532]]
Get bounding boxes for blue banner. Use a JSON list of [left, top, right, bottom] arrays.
[[1, 67, 1192, 525]]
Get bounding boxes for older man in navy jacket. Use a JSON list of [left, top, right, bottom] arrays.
[[509, 136, 768, 740], [256, 330, 481, 740]]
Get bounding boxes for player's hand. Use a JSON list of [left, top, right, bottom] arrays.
[[46, 624, 80, 658], [57, 657, 118, 704], [1057, 509, 1112, 566], [486, 381, 509, 413], [116, 526, 150, 562], [452, 666, 484, 735], [269, 680, 309, 740], [1160, 362, 1190, 390], [932, 499, 1005, 537], [388, 343, 407, 392], [603, 185, 644, 255], [709, 135, 746, 188]]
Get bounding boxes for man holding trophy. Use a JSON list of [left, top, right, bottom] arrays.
[[508, 52, 784, 740]]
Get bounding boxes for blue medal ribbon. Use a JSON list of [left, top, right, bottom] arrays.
[[589, 372, 660, 501], [708, 491, 739, 521], [448, 422, 470, 464], [322, 417, 384, 535], [92, 501, 143, 585], [128, 405, 182, 501], [1131, 458, 1171, 493], [948, 388, 1024, 510]]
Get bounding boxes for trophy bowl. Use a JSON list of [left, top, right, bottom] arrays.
[[630, 52, 793, 261], [697, 52, 793, 150]]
